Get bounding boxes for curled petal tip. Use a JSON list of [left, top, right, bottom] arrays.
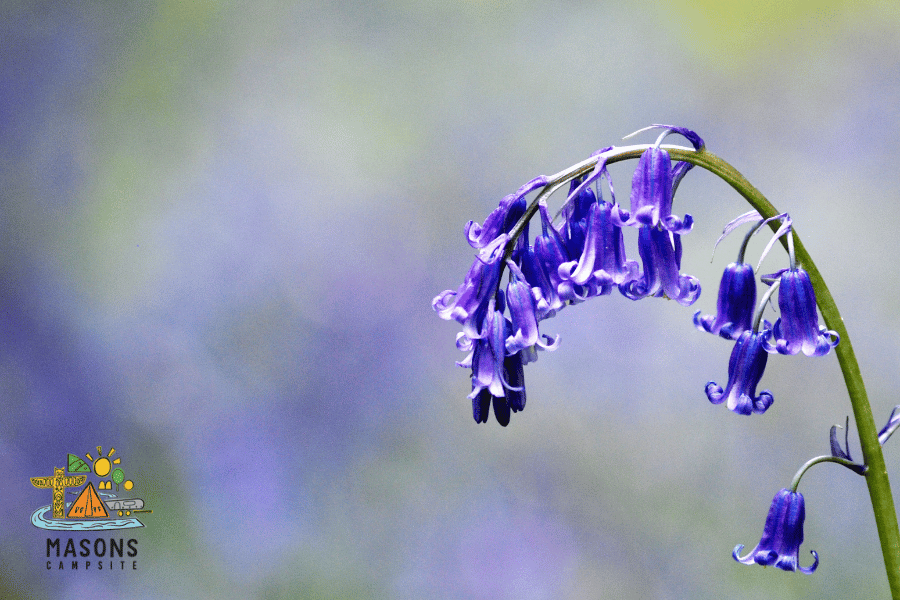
[[800, 551, 819, 575], [705, 381, 724, 404], [753, 391, 774, 415]]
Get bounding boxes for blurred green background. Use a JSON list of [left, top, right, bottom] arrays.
[[3, 1, 900, 598]]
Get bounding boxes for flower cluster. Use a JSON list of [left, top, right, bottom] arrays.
[[697, 214, 839, 415], [433, 125, 704, 425], [435, 124, 900, 582]]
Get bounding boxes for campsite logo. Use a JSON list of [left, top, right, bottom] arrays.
[[30, 446, 152, 531]]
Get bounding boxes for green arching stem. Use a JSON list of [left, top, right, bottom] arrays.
[[673, 148, 900, 598], [503, 142, 900, 596], [789, 455, 867, 493]]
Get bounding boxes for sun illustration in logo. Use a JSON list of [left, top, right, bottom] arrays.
[[86, 446, 116, 477], [80, 446, 133, 492]]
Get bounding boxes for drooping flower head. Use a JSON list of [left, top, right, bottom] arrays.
[[694, 212, 765, 339], [558, 176, 597, 259], [620, 225, 701, 306], [432, 234, 506, 340], [694, 261, 756, 339], [557, 163, 639, 295], [471, 351, 527, 427], [464, 176, 546, 249], [504, 259, 560, 355], [705, 325, 775, 415], [518, 241, 562, 320], [736, 213, 840, 357], [459, 295, 527, 426], [766, 266, 839, 357], [701, 212, 843, 415], [623, 125, 703, 234], [734, 488, 819, 574], [534, 202, 584, 304]]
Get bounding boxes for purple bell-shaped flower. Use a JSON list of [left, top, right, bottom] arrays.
[[693, 262, 756, 339], [766, 267, 839, 357], [620, 226, 700, 306], [734, 488, 818, 574], [705, 326, 774, 415]]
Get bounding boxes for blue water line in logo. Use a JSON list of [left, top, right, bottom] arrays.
[[31, 504, 144, 531]]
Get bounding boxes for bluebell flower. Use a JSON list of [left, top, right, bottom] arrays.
[[622, 125, 702, 234], [705, 326, 774, 415], [464, 176, 546, 249], [558, 177, 597, 259], [504, 260, 560, 355], [734, 488, 819, 574], [693, 262, 756, 339], [626, 146, 691, 232], [620, 226, 701, 306], [558, 197, 639, 294], [534, 203, 584, 304], [456, 297, 527, 426], [518, 242, 562, 319], [464, 192, 524, 249], [471, 351, 527, 426], [694, 210, 776, 339], [765, 267, 839, 357], [439, 178, 549, 340], [433, 235, 506, 339], [463, 297, 507, 398]]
